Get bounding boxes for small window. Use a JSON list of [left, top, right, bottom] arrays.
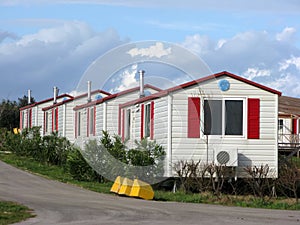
[[89, 107, 95, 135], [77, 112, 81, 137], [144, 104, 151, 138], [45, 112, 49, 133], [125, 109, 131, 139], [278, 119, 283, 135]]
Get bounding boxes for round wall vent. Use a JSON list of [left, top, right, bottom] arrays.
[[216, 151, 230, 165]]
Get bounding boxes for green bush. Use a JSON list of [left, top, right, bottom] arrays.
[[65, 147, 103, 182]]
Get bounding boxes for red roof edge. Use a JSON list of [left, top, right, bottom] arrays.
[[42, 89, 111, 111], [73, 84, 162, 111], [120, 71, 282, 108], [20, 94, 74, 111]]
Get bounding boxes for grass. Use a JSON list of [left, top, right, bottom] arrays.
[[0, 201, 35, 225], [0, 152, 299, 212]]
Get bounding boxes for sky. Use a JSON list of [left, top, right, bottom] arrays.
[[1, 0, 300, 101]]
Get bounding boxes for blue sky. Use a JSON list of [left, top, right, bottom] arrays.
[[1, 0, 300, 100]]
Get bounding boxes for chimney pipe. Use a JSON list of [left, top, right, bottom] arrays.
[[87, 81, 91, 102], [28, 89, 31, 105], [139, 70, 145, 98], [53, 86, 59, 104]]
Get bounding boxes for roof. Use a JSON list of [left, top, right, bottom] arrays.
[[120, 71, 282, 108], [73, 84, 162, 111], [42, 89, 110, 111], [20, 94, 74, 110], [279, 95, 300, 117]]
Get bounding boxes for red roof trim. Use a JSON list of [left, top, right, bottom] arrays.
[[42, 90, 111, 111], [120, 71, 282, 108], [20, 94, 74, 110], [73, 84, 162, 111]]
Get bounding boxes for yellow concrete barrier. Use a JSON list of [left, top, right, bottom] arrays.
[[118, 177, 133, 196], [110, 176, 124, 194], [129, 179, 154, 200]]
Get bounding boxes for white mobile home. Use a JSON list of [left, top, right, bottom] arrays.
[[119, 71, 282, 178], [42, 89, 110, 142], [19, 93, 73, 134], [73, 84, 162, 143]]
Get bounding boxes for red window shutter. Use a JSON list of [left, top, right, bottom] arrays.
[[188, 97, 200, 138], [141, 104, 144, 139], [43, 111, 46, 134], [247, 98, 260, 139], [55, 108, 58, 131], [292, 119, 297, 134], [52, 109, 54, 132], [121, 109, 125, 141], [150, 101, 154, 140], [87, 108, 90, 137], [29, 109, 32, 128], [118, 107, 121, 135], [94, 106, 96, 136]]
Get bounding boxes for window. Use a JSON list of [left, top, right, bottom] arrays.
[[45, 112, 49, 133], [278, 119, 283, 135], [89, 107, 95, 136], [204, 99, 244, 136], [144, 104, 151, 138], [125, 109, 131, 139], [77, 111, 81, 137]]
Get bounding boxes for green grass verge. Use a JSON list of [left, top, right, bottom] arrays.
[[0, 201, 35, 225], [0, 153, 299, 211]]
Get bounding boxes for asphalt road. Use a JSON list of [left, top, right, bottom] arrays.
[[0, 160, 299, 225]]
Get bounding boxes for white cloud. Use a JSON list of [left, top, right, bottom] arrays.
[[127, 42, 171, 58], [0, 22, 126, 100], [279, 56, 300, 71], [181, 27, 300, 97], [243, 68, 271, 80], [109, 64, 139, 93], [276, 27, 297, 42], [181, 34, 213, 55]]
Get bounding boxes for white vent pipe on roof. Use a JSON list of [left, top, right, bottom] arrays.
[[28, 89, 31, 105], [53, 86, 59, 104], [139, 70, 145, 98], [87, 81, 91, 102]]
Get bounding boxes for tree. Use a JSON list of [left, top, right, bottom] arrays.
[[0, 95, 35, 130]]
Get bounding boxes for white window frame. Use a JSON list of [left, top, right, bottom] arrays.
[[77, 111, 81, 137], [201, 97, 246, 139]]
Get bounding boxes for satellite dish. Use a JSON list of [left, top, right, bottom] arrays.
[[144, 90, 152, 96], [95, 94, 103, 100]]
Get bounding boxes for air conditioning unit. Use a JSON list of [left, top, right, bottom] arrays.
[[214, 149, 238, 167]]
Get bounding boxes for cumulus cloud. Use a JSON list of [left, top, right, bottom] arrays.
[[127, 42, 171, 59], [276, 27, 297, 42], [109, 64, 139, 93], [182, 27, 300, 97], [0, 22, 126, 100], [243, 68, 271, 80]]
